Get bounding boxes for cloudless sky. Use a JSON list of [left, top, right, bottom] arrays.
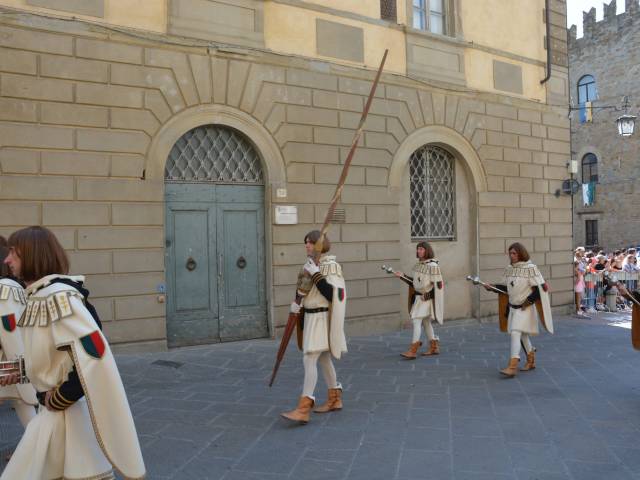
[[567, 0, 626, 37]]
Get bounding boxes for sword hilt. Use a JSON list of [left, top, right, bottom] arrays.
[[0, 357, 28, 384]]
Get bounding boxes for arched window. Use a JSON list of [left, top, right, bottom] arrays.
[[165, 125, 264, 184], [581, 153, 598, 183], [410, 144, 456, 240], [577, 75, 597, 104]]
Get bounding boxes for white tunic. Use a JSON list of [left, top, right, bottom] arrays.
[[0, 277, 37, 406], [2, 275, 146, 480], [500, 261, 553, 335], [410, 259, 444, 325], [301, 255, 347, 359]]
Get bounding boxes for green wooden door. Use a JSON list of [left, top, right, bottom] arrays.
[[164, 124, 267, 347], [216, 185, 267, 341], [165, 184, 267, 346]]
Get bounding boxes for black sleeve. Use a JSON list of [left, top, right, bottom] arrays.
[[494, 284, 508, 293], [311, 273, 333, 301], [48, 367, 85, 411], [526, 287, 541, 303]]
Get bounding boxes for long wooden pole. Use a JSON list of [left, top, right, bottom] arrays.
[[314, 49, 389, 257]]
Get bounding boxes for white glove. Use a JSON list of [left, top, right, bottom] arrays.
[[303, 258, 320, 276], [289, 302, 301, 314]]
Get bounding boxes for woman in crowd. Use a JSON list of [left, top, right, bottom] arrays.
[[0, 226, 145, 480]]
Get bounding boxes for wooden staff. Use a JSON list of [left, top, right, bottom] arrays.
[[269, 50, 389, 387]]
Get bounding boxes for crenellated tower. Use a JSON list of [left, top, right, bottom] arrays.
[[568, 0, 640, 250]]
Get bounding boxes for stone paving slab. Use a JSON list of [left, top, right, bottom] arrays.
[[1, 313, 640, 479]]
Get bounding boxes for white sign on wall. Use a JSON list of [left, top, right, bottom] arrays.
[[275, 205, 298, 224]]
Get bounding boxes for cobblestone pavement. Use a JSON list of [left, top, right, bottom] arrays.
[[1, 313, 640, 480]]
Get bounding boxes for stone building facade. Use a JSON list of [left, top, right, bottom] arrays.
[[569, 0, 640, 251], [0, 0, 572, 349]]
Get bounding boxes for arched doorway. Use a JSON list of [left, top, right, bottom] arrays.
[[390, 125, 487, 320], [164, 125, 268, 347]]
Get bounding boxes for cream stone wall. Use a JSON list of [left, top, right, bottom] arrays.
[[460, 0, 547, 102], [464, 50, 547, 103], [460, 0, 546, 61], [264, 2, 406, 74], [0, 2, 571, 347], [301, 0, 381, 19], [0, 0, 167, 33]]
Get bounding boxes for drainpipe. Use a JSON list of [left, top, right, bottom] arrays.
[[540, 0, 552, 85], [475, 190, 481, 323]]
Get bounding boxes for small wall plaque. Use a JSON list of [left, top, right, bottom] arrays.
[[275, 206, 298, 225]]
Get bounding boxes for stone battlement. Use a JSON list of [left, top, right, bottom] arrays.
[[569, 0, 639, 46]]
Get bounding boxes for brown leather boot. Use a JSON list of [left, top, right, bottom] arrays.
[[520, 351, 536, 371], [314, 387, 343, 413], [280, 396, 314, 424], [500, 357, 519, 378], [421, 339, 440, 356], [400, 341, 422, 359]]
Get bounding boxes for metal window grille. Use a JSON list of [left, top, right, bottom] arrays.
[[165, 125, 264, 184], [586, 219, 598, 247], [380, 0, 397, 22], [410, 145, 456, 240]]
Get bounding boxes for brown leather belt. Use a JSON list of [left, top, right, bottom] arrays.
[[305, 307, 329, 314], [415, 290, 434, 300]]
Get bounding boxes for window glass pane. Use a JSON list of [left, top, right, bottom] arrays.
[[430, 0, 443, 13], [578, 85, 586, 104], [430, 13, 443, 34], [413, 7, 425, 29], [587, 82, 596, 101], [413, 0, 423, 7]]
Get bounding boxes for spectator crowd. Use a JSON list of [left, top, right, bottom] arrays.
[[574, 246, 639, 316]]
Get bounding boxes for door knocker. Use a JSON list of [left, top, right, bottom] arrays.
[[236, 256, 247, 269], [186, 257, 197, 271]]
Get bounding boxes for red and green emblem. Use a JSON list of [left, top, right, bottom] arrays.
[[80, 331, 106, 359], [1, 314, 16, 332], [338, 288, 345, 301], [542, 283, 549, 292]]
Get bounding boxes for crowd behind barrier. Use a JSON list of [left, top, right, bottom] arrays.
[[574, 246, 640, 315]]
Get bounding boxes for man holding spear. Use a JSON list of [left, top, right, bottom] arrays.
[[270, 49, 388, 424], [280, 231, 347, 424]]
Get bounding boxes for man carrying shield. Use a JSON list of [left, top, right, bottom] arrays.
[[484, 242, 553, 378]]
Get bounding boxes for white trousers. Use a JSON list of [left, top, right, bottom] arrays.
[[411, 318, 439, 343], [510, 330, 533, 359], [302, 351, 339, 399]]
